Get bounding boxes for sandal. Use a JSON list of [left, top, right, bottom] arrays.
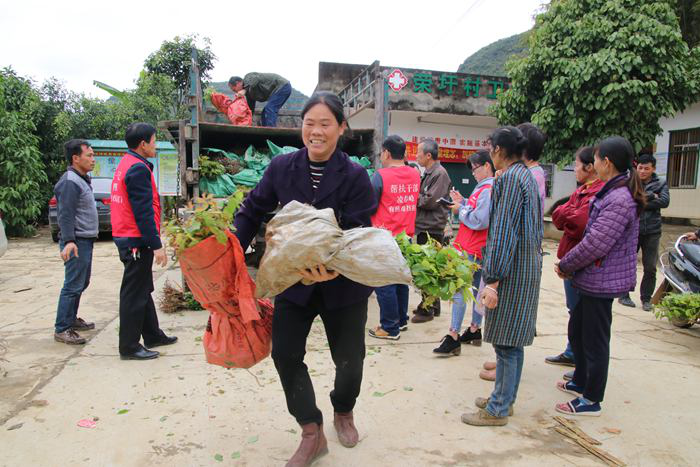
[[555, 398, 601, 417], [556, 380, 583, 397]]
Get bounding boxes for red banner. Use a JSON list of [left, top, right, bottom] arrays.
[[405, 142, 475, 163]]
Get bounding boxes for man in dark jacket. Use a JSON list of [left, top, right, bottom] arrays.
[[228, 73, 292, 127], [412, 139, 452, 323], [619, 153, 670, 311], [53, 139, 98, 345], [111, 123, 177, 360]]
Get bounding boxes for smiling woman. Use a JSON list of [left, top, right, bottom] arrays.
[[233, 91, 377, 466]]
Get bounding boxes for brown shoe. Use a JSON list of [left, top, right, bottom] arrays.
[[475, 397, 514, 416], [286, 422, 328, 467], [71, 317, 95, 331], [54, 329, 86, 345], [461, 408, 508, 426], [479, 368, 496, 381], [334, 412, 359, 448], [411, 311, 433, 323]]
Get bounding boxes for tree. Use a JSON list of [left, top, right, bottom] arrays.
[[493, 0, 700, 164], [0, 68, 48, 236], [144, 34, 216, 106], [675, 0, 700, 48]]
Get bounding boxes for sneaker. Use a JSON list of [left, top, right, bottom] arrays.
[[71, 317, 95, 331], [618, 296, 636, 308], [433, 335, 461, 356], [54, 329, 86, 345], [461, 408, 508, 426], [459, 328, 482, 346], [563, 370, 574, 381], [475, 397, 514, 416], [642, 301, 653, 312], [556, 380, 584, 397], [399, 323, 408, 332], [545, 353, 575, 367], [368, 326, 400, 341]]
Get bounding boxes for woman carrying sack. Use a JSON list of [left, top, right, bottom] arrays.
[[233, 92, 376, 466]]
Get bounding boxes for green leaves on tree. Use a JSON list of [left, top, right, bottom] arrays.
[[492, 0, 700, 165]]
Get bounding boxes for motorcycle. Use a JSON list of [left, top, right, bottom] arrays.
[[653, 234, 700, 328]]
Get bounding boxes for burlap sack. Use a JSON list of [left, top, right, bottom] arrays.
[[256, 201, 412, 298]]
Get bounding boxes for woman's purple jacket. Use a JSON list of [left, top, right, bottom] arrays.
[[559, 173, 639, 297]]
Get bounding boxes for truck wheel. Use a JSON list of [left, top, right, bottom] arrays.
[[51, 231, 59, 243]]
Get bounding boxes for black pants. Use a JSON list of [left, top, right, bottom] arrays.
[[272, 291, 368, 426], [623, 232, 661, 302], [569, 294, 613, 402], [118, 247, 166, 355], [415, 232, 444, 315]]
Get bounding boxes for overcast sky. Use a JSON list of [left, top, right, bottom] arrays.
[[2, 0, 545, 99]]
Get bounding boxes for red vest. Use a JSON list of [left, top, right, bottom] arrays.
[[110, 152, 161, 238], [453, 182, 492, 259], [371, 166, 421, 236]]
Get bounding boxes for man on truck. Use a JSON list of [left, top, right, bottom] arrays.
[[228, 73, 292, 127]]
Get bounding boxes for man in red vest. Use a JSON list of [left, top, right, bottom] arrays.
[[368, 135, 421, 340], [111, 123, 177, 360]]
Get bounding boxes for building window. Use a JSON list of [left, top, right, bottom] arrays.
[[667, 128, 699, 189], [541, 163, 554, 198]]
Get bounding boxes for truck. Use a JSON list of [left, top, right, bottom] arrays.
[[159, 51, 376, 264]]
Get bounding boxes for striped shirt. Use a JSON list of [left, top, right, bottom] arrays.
[[309, 160, 327, 191]]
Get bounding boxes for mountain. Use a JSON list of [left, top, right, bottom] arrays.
[[457, 32, 530, 77]]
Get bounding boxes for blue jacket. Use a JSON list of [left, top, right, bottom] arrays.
[[234, 147, 377, 307]]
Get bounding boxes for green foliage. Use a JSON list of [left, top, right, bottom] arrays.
[[493, 0, 700, 165], [198, 155, 226, 179], [655, 292, 700, 322], [144, 34, 217, 106], [183, 291, 204, 311], [458, 32, 530, 76], [0, 68, 48, 236], [395, 232, 478, 307], [165, 191, 245, 256]]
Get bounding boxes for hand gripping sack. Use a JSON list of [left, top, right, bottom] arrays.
[[256, 201, 412, 298], [179, 230, 273, 368]]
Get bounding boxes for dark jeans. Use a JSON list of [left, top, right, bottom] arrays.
[[623, 232, 661, 302], [375, 284, 409, 336], [117, 247, 167, 355], [272, 291, 368, 426], [415, 231, 444, 315], [561, 278, 580, 359], [55, 238, 94, 333], [569, 294, 613, 402], [261, 82, 292, 127]]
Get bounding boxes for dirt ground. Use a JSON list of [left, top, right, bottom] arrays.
[[1, 226, 699, 466]]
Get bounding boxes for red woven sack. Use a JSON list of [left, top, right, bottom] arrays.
[[180, 230, 273, 368], [210, 92, 252, 126]]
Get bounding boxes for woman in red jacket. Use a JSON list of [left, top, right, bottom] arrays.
[[545, 146, 603, 374]]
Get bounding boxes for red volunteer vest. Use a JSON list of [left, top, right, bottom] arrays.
[[110, 152, 161, 238], [371, 166, 421, 236], [453, 182, 492, 259]]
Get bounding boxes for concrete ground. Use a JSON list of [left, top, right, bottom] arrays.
[[1, 226, 699, 466]]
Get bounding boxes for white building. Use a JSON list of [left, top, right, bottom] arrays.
[[655, 101, 700, 223]]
